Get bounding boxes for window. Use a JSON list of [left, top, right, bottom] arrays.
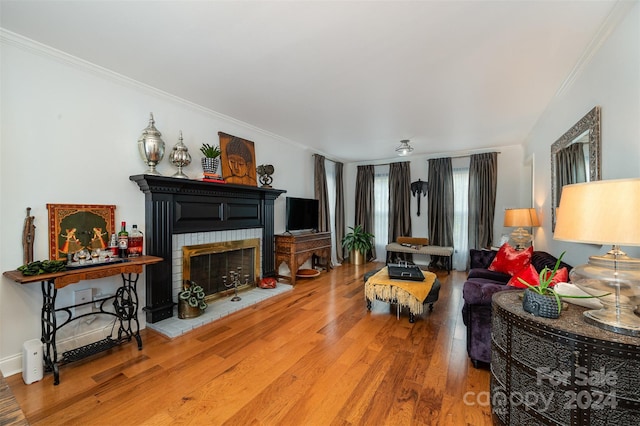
[[453, 167, 469, 270], [373, 166, 389, 261], [325, 159, 339, 265]]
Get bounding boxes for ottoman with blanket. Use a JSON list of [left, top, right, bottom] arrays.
[[364, 266, 441, 323]]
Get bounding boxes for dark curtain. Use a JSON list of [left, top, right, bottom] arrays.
[[335, 161, 345, 263], [388, 162, 413, 263], [313, 154, 331, 233], [556, 143, 586, 201], [468, 152, 498, 250], [427, 158, 454, 268], [354, 165, 376, 260]]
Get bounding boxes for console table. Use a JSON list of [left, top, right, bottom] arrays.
[[3, 255, 162, 385], [274, 232, 332, 285], [491, 291, 640, 425]]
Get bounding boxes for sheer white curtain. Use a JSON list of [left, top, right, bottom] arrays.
[[453, 167, 470, 270], [325, 159, 340, 266], [373, 166, 389, 262]]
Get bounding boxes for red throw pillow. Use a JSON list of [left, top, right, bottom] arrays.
[[545, 267, 569, 288], [508, 265, 569, 288], [508, 264, 539, 288], [488, 244, 533, 276]]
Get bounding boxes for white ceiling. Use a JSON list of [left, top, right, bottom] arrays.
[[0, 1, 623, 162]]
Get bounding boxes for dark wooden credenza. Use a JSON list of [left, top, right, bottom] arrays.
[[275, 232, 332, 285], [491, 290, 640, 425]]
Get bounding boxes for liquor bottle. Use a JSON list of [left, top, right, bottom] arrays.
[[128, 224, 143, 257], [118, 221, 128, 258], [108, 233, 118, 256]]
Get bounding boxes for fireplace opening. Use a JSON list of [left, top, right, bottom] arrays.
[[182, 238, 260, 301]]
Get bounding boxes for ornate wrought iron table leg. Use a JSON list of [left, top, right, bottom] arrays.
[[113, 272, 142, 350], [40, 279, 60, 385]]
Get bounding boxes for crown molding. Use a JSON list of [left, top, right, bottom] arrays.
[[0, 28, 306, 150], [554, 0, 636, 98]]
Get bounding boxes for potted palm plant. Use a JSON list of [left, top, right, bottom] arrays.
[[342, 225, 374, 265], [200, 143, 221, 175]]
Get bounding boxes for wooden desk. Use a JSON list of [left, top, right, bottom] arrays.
[[4, 255, 162, 385], [275, 232, 332, 285]]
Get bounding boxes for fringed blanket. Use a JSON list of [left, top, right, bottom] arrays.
[[364, 267, 436, 315]]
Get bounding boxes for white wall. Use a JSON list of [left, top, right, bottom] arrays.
[[525, 2, 640, 267], [0, 32, 313, 375]]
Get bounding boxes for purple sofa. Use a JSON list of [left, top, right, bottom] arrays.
[[461, 249, 572, 368]]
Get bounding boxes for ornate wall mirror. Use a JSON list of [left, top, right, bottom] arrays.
[[551, 106, 601, 231]]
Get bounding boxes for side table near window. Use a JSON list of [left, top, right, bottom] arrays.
[[491, 290, 640, 425], [3, 255, 162, 385]]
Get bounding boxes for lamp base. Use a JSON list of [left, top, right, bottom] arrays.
[[570, 248, 640, 337], [582, 308, 640, 337], [510, 227, 532, 250]]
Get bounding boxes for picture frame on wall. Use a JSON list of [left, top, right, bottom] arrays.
[[47, 204, 116, 261], [218, 132, 258, 186]]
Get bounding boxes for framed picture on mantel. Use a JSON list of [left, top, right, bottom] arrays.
[[218, 132, 257, 186], [47, 204, 116, 261]]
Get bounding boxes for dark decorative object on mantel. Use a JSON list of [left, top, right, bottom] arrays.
[[256, 164, 274, 188]]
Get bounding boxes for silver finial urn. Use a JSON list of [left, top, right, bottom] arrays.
[[138, 113, 165, 175], [169, 131, 192, 179]]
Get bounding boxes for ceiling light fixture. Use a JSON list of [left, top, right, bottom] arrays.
[[395, 139, 414, 156]]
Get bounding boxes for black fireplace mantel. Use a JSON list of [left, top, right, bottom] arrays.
[[130, 174, 285, 323]]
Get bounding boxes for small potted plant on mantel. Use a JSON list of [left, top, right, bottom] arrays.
[[520, 252, 607, 319], [342, 225, 374, 266], [200, 143, 221, 175]]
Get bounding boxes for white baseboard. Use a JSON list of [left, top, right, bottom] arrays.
[[0, 314, 146, 378]]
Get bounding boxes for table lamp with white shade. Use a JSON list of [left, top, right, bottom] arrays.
[[554, 178, 640, 336]]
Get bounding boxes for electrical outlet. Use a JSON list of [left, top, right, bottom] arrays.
[[74, 288, 93, 317]]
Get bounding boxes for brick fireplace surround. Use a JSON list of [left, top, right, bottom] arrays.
[[131, 174, 285, 323]]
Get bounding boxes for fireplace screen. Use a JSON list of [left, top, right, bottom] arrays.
[[182, 238, 260, 301]]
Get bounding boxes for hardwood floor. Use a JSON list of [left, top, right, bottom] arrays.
[[6, 262, 492, 425]]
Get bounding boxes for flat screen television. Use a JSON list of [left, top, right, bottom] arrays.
[[286, 197, 319, 232]]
